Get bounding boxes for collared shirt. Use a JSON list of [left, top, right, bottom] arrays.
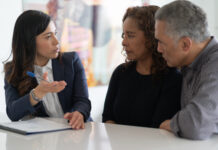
[[34, 59, 64, 117], [170, 37, 218, 140]]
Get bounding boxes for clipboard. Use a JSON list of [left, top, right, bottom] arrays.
[[0, 117, 72, 135]]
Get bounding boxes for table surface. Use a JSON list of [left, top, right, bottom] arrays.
[[0, 119, 218, 150]]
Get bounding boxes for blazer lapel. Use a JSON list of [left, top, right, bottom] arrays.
[[52, 59, 66, 112]]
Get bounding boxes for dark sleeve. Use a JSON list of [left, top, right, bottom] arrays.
[[4, 79, 36, 121], [102, 65, 123, 122], [152, 68, 182, 128], [71, 52, 91, 121]]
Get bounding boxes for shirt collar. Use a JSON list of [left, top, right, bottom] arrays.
[[182, 36, 217, 73], [34, 59, 52, 74], [45, 59, 52, 70]]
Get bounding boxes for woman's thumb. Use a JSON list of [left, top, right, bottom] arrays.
[[42, 72, 48, 81]]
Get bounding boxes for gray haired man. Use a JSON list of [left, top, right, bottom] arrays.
[[155, 0, 218, 140]]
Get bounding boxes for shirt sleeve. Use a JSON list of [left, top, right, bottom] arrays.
[[170, 62, 218, 140], [102, 65, 122, 122]]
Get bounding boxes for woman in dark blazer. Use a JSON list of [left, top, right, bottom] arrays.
[[4, 10, 91, 130]]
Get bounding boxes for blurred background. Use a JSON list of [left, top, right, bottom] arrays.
[[0, 0, 218, 122]]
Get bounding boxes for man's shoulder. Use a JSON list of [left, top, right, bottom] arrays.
[[204, 37, 218, 60], [202, 48, 218, 73], [196, 38, 218, 74]]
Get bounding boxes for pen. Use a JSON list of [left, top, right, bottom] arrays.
[[26, 71, 49, 83]]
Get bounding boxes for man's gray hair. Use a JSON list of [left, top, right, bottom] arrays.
[[155, 0, 210, 42]]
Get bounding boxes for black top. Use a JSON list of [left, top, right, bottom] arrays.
[[102, 62, 182, 128]]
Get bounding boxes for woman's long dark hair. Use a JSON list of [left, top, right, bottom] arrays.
[[122, 6, 167, 78], [4, 10, 53, 96]]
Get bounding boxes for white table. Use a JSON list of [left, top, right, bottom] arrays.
[[0, 121, 218, 150]]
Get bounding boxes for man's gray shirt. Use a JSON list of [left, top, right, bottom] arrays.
[[170, 37, 218, 140]]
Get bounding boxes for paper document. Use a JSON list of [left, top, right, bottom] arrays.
[[0, 117, 71, 135]]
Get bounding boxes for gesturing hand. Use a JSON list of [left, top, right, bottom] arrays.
[[64, 111, 85, 130], [34, 72, 67, 98]]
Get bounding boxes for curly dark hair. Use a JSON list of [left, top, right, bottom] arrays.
[[122, 5, 167, 77], [4, 10, 62, 96]]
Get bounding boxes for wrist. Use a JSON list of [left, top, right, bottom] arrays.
[[30, 89, 42, 102], [34, 87, 46, 99], [30, 89, 43, 102]]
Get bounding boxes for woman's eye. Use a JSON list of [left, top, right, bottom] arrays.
[[121, 33, 135, 39], [128, 35, 134, 38], [46, 35, 51, 39]]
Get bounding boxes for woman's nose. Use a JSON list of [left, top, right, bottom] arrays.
[[53, 35, 59, 45]]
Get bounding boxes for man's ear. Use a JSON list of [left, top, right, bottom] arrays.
[[181, 37, 192, 52]]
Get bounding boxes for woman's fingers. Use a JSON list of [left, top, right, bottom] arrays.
[[64, 111, 84, 129], [40, 81, 66, 93], [42, 72, 49, 81]]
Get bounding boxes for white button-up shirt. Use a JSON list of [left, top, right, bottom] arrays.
[[34, 59, 64, 117]]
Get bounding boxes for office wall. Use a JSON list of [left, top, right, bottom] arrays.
[[0, 0, 22, 113], [215, 0, 218, 37]]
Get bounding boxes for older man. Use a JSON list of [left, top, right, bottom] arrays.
[[155, 0, 218, 140]]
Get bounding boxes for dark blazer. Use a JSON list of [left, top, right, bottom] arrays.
[[4, 52, 91, 121]]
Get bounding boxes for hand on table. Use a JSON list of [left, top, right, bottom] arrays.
[[64, 111, 85, 130], [159, 120, 172, 132]]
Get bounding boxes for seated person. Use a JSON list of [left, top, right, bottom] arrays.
[[102, 5, 182, 128], [155, 1, 218, 140], [4, 10, 91, 130]]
